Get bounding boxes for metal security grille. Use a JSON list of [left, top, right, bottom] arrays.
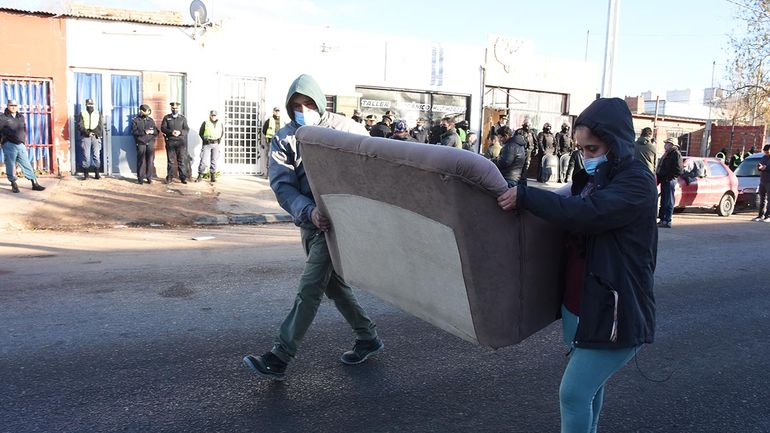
[[221, 76, 264, 174], [0, 76, 55, 173]]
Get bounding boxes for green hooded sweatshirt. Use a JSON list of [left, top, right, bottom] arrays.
[[285, 74, 327, 126]]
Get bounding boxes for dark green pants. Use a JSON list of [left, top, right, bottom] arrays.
[[272, 228, 378, 363]]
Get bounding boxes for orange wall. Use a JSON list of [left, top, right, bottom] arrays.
[[0, 11, 68, 173]]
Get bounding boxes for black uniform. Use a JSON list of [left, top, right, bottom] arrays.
[[132, 115, 159, 182], [536, 131, 556, 182], [161, 113, 190, 181], [369, 121, 392, 138], [556, 130, 573, 156], [515, 127, 538, 179]]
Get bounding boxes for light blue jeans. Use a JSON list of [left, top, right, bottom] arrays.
[[560, 305, 639, 433], [3, 141, 37, 182]]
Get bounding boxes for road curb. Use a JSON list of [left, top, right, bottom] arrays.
[[194, 213, 293, 225]]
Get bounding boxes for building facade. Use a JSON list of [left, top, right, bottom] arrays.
[[1, 4, 604, 178]]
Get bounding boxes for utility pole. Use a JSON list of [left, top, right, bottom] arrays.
[[601, 0, 620, 97], [585, 30, 590, 62], [752, 60, 762, 126], [703, 60, 716, 156]]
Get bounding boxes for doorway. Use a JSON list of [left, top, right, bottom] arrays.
[[221, 76, 265, 174]]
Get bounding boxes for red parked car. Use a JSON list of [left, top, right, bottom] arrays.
[[668, 157, 739, 216]]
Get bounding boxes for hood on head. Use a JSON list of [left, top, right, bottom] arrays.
[[574, 97, 634, 163], [285, 74, 327, 123]]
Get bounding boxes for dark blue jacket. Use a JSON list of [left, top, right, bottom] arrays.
[[161, 114, 189, 145], [268, 74, 369, 230], [495, 134, 527, 186], [132, 115, 158, 146], [760, 154, 770, 183], [517, 98, 657, 349]]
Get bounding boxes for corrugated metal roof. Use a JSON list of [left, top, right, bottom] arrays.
[[0, 0, 68, 15], [0, 0, 185, 26]]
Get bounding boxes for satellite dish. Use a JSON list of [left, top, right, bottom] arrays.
[[189, 0, 208, 25]]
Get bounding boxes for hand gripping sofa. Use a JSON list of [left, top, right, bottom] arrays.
[[296, 126, 564, 349]]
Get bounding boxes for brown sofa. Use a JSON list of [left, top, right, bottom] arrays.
[[296, 126, 564, 349]]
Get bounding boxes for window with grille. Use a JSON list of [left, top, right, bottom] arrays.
[[0, 77, 54, 173]]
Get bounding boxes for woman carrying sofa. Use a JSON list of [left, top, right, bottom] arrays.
[[497, 97, 658, 433]]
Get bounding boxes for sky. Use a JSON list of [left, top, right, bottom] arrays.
[[98, 0, 741, 100]]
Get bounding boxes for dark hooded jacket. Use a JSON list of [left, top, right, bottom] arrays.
[[495, 134, 527, 186], [268, 74, 368, 230], [516, 97, 657, 349]]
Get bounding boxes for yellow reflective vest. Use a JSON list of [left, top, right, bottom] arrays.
[[202, 120, 224, 140], [265, 117, 277, 139], [81, 110, 100, 131]]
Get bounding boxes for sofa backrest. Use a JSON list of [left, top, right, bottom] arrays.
[[296, 126, 564, 349]]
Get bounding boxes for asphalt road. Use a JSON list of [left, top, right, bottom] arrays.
[[1, 212, 769, 433]]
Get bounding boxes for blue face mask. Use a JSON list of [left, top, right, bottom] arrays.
[[294, 110, 320, 126], [584, 154, 608, 175]]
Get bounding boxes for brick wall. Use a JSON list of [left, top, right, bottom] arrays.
[[625, 96, 644, 114], [709, 125, 765, 156]]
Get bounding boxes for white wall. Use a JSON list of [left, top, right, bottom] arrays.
[[65, 18, 598, 174], [483, 35, 599, 117]]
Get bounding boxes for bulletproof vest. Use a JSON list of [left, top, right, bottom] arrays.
[[541, 132, 555, 152], [517, 129, 536, 149]]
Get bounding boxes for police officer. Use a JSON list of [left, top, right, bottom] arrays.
[[556, 123, 574, 183], [537, 123, 556, 182], [364, 114, 377, 132], [488, 114, 508, 143], [197, 110, 224, 183], [131, 104, 158, 185], [260, 107, 281, 178], [555, 122, 573, 157], [351, 109, 363, 123], [515, 118, 538, 180], [161, 102, 190, 184], [77, 98, 102, 180], [369, 113, 393, 138]]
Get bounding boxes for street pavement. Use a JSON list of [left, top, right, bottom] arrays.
[[1, 213, 769, 433]]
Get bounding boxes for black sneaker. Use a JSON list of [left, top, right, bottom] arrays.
[[340, 338, 384, 365], [243, 352, 287, 381]]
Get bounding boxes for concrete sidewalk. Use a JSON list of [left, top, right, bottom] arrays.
[[0, 175, 292, 231], [0, 173, 566, 231], [198, 175, 293, 225]]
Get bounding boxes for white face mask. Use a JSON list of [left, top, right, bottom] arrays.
[[294, 110, 320, 126]]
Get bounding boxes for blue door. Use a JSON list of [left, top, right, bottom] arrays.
[[110, 75, 140, 175], [73, 72, 103, 173]]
